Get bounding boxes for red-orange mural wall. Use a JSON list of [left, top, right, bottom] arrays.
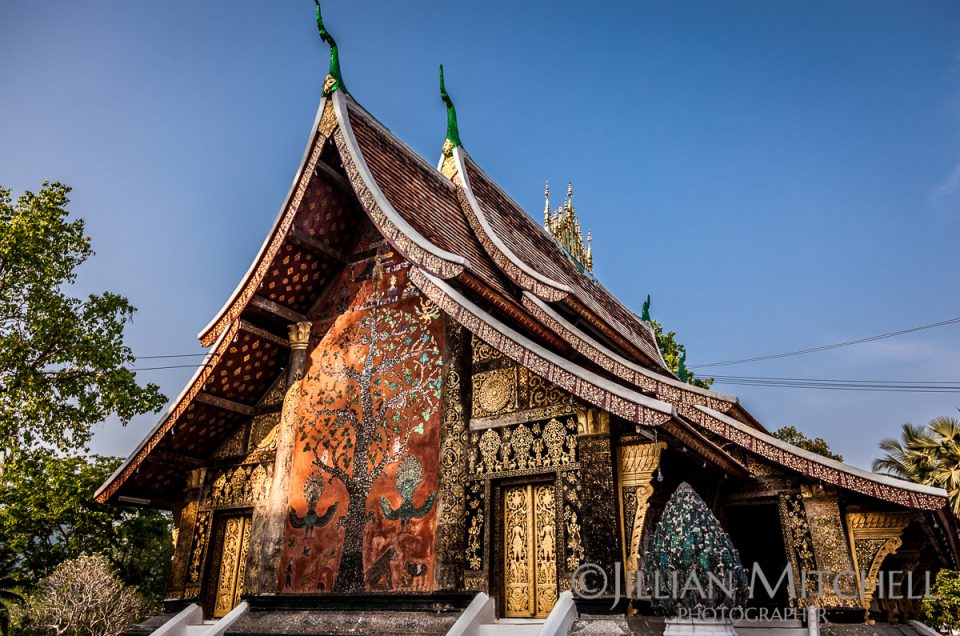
[[280, 249, 444, 593]]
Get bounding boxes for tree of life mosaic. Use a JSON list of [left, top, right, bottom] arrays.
[[281, 261, 444, 593]]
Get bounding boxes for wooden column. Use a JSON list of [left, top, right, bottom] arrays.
[[244, 321, 311, 595], [800, 485, 860, 609], [617, 442, 666, 576], [166, 467, 205, 601], [845, 511, 914, 614]]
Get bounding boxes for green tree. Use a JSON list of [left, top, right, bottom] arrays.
[[649, 319, 713, 389], [921, 568, 960, 629], [0, 182, 165, 458], [0, 453, 172, 607], [772, 426, 843, 461], [873, 415, 960, 515]]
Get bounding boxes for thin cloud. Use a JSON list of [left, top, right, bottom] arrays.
[[934, 162, 960, 198]]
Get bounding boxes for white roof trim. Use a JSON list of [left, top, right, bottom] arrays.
[[696, 405, 948, 498], [419, 272, 675, 417], [333, 92, 469, 270], [454, 147, 570, 295], [525, 291, 739, 403], [198, 97, 329, 341]]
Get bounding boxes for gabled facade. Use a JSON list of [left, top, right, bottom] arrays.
[[99, 9, 959, 634]]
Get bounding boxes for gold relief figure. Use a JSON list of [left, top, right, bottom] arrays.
[[504, 486, 533, 617], [511, 425, 534, 469], [534, 484, 558, 618], [188, 511, 211, 585], [504, 484, 559, 619], [213, 515, 252, 618], [479, 429, 500, 473], [542, 419, 565, 465]]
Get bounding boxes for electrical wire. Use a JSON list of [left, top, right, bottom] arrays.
[[709, 373, 960, 393], [690, 314, 960, 368]]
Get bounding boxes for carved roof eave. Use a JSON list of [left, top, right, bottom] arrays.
[[198, 89, 474, 348], [412, 268, 676, 427], [198, 96, 334, 347], [688, 405, 949, 511], [331, 91, 468, 280], [96, 321, 243, 504], [451, 147, 570, 302], [522, 291, 745, 412]]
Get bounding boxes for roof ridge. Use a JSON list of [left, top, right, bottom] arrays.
[[343, 95, 457, 193]]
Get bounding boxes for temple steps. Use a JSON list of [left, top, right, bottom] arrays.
[[476, 619, 545, 636], [734, 618, 806, 636]]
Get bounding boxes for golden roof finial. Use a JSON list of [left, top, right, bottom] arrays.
[[542, 179, 593, 273], [544, 180, 551, 227]]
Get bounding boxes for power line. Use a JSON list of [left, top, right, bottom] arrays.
[[136, 353, 208, 360], [709, 373, 960, 393], [130, 364, 212, 371], [690, 314, 960, 369]]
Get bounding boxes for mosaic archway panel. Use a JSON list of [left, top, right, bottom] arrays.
[[280, 253, 445, 593]]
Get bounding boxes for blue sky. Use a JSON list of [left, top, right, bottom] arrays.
[[1, 1, 959, 469]]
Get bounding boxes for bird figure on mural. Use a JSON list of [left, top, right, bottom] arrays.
[[289, 471, 338, 537], [379, 456, 436, 529]]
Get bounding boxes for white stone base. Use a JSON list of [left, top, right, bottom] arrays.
[[664, 617, 737, 636]]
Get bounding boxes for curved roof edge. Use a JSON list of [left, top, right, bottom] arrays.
[[691, 405, 948, 510], [96, 322, 240, 503], [522, 292, 740, 406], [453, 147, 570, 302], [198, 96, 332, 346], [332, 92, 468, 279], [411, 269, 675, 425]]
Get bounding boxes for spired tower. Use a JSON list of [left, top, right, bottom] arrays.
[[543, 181, 593, 274], [98, 5, 958, 634]]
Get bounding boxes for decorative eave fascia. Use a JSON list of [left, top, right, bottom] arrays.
[[411, 269, 674, 426], [452, 148, 570, 302], [688, 405, 948, 511], [331, 91, 468, 280], [661, 417, 750, 478], [96, 321, 243, 504], [198, 97, 335, 347], [522, 291, 741, 413]]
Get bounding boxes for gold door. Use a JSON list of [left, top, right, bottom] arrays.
[[503, 483, 557, 618], [212, 515, 252, 618]]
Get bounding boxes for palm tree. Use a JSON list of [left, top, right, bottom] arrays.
[[874, 415, 960, 515]]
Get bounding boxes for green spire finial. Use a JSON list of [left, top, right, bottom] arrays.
[[677, 352, 689, 383], [439, 65, 461, 154], [641, 294, 652, 322], [315, 0, 345, 96]]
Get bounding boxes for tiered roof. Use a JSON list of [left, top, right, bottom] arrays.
[[97, 13, 949, 515]]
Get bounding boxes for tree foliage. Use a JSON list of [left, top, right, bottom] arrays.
[[649, 320, 713, 389], [873, 415, 960, 515], [15, 554, 149, 636], [922, 569, 960, 629], [0, 182, 165, 457], [0, 548, 23, 636], [0, 453, 172, 606], [772, 426, 843, 461]]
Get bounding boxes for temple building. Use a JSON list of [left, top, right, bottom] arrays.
[[98, 6, 960, 636]]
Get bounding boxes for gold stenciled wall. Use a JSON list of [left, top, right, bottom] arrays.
[[462, 335, 585, 604], [167, 374, 286, 602]]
